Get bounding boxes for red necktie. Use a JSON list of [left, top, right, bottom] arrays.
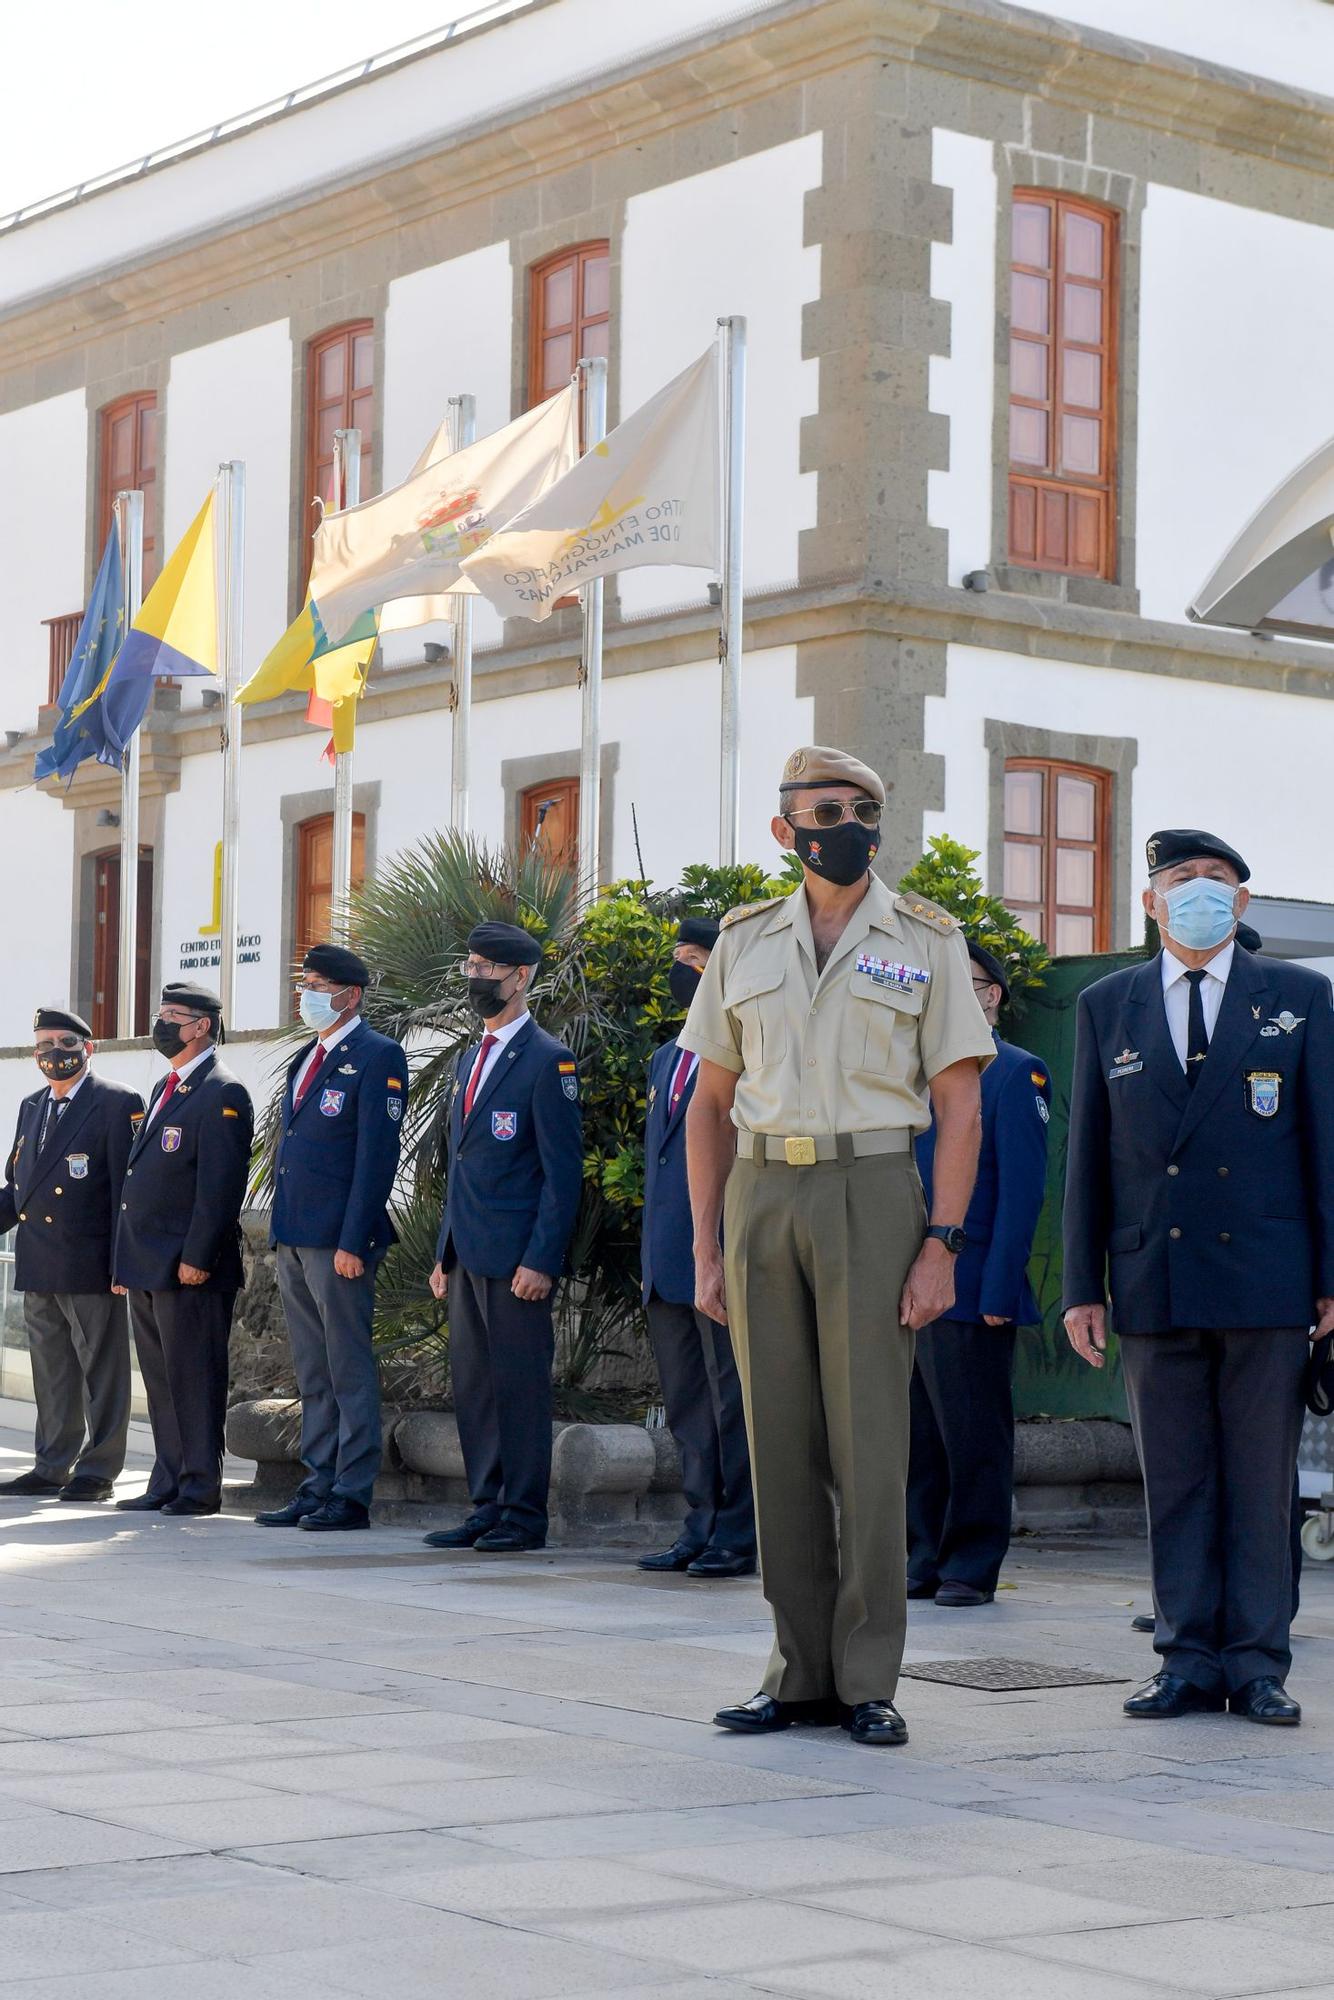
[[463, 1035, 497, 1120], [670, 1047, 694, 1107], [294, 1044, 324, 1108], [155, 1071, 179, 1120]]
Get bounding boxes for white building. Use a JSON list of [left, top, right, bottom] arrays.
[[3, 0, 1334, 1114]]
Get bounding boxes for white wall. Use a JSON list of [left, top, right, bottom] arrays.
[[164, 320, 293, 700], [618, 136, 822, 618], [381, 240, 513, 657], [0, 390, 87, 730], [925, 643, 1334, 907], [928, 129, 997, 586], [0, 787, 76, 1047], [1137, 186, 1334, 626], [1010, 0, 1334, 98]]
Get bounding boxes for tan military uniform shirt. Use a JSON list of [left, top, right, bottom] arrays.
[[678, 876, 994, 1136]]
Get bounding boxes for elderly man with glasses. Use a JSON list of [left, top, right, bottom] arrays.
[[0, 1007, 144, 1504], [423, 922, 583, 1554], [681, 746, 994, 1746], [112, 982, 253, 1516]]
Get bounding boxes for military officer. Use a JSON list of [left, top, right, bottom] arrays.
[[258, 944, 408, 1534], [0, 1007, 143, 1503], [1065, 830, 1334, 1726], [112, 982, 254, 1516], [423, 922, 583, 1554], [908, 941, 1050, 1605], [638, 917, 755, 1578], [682, 746, 994, 1746]]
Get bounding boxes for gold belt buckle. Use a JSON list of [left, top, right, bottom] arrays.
[[784, 1135, 817, 1166]]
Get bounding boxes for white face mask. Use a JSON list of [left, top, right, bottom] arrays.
[[298, 988, 341, 1032]]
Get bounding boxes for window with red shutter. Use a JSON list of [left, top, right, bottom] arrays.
[[527, 244, 610, 410], [98, 393, 158, 583], [303, 323, 374, 592], [1002, 760, 1111, 955]]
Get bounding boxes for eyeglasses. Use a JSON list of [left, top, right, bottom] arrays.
[[784, 799, 882, 829], [35, 1035, 81, 1052], [156, 1009, 206, 1026], [970, 979, 999, 997], [457, 958, 518, 979]]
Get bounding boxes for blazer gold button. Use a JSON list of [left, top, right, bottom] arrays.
[[1167, 1164, 1179, 1176], [44, 1216, 52, 1224], [1219, 1231, 1231, 1243], [1169, 1227, 1182, 1240], [17, 1212, 25, 1221], [54, 1187, 62, 1195], [1217, 1166, 1229, 1177]]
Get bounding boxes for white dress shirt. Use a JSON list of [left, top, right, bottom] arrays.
[[40, 1067, 89, 1143], [1161, 939, 1235, 1071], [144, 1046, 215, 1125], [294, 1012, 363, 1102], [468, 1010, 530, 1101]]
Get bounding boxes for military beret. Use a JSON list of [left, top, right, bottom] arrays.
[[303, 942, 371, 988], [1235, 922, 1263, 954], [161, 980, 222, 1017], [33, 1005, 92, 1038], [779, 744, 886, 807], [1145, 829, 1250, 883], [677, 917, 720, 951], [966, 939, 1010, 1003], [467, 921, 542, 967]]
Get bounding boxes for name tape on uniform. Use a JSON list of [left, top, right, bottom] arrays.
[[855, 951, 930, 995]]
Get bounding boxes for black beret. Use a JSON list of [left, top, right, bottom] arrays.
[[966, 940, 1010, 1004], [1235, 922, 1264, 954], [677, 917, 720, 951], [1145, 829, 1250, 883], [303, 942, 371, 988], [33, 1005, 92, 1038], [467, 921, 542, 968], [160, 981, 222, 1017]]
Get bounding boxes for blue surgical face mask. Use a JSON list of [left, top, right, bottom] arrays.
[[299, 988, 340, 1033], [1160, 877, 1238, 952]]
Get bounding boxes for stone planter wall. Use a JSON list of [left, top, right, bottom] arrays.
[[225, 1399, 1144, 1542]]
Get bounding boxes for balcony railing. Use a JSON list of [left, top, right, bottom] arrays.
[[42, 610, 83, 706]]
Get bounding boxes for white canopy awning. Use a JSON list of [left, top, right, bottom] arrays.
[[1188, 433, 1334, 640]]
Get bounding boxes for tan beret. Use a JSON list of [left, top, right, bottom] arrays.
[[779, 744, 885, 806]]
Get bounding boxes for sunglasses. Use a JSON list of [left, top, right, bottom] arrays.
[[785, 799, 882, 829]]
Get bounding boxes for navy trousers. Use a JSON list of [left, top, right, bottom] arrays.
[[907, 1317, 1017, 1594], [449, 1267, 554, 1539], [646, 1297, 754, 1555]]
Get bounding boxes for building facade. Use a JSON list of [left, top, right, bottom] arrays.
[[3, 0, 1334, 1092]]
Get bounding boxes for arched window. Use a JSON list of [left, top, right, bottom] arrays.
[[1003, 759, 1110, 954], [1008, 193, 1117, 579], [303, 322, 374, 589]]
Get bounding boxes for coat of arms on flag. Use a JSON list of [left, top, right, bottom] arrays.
[[491, 1110, 517, 1141], [319, 1088, 346, 1118]]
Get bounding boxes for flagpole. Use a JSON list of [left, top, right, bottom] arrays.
[[447, 395, 476, 833], [330, 428, 361, 940], [717, 316, 746, 866], [115, 488, 145, 1039], [577, 357, 608, 895], [216, 462, 246, 1025]]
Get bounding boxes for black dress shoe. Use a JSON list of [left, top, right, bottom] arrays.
[[846, 1699, 909, 1746], [1131, 1614, 1155, 1634], [935, 1581, 993, 1607], [59, 1476, 114, 1503], [906, 1576, 938, 1599], [256, 1497, 325, 1527], [1123, 1671, 1224, 1718], [0, 1470, 64, 1497], [423, 1513, 499, 1549], [473, 1525, 545, 1552], [1228, 1676, 1301, 1726], [713, 1692, 841, 1733], [161, 1498, 220, 1517], [686, 1547, 756, 1578], [115, 1491, 173, 1512], [637, 1539, 703, 1572], [300, 1497, 370, 1532]]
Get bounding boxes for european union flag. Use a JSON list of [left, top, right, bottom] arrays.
[[34, 523, 127, 782]]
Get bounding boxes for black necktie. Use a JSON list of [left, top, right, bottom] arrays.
[[38, 1094, 68, 1151], [1184, 968, 1209, 1086]]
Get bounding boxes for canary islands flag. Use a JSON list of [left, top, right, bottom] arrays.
[[81, 493, 218, 758], [34, 522, 128, 782]]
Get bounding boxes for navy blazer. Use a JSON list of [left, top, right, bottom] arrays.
[[270, 1022, 407, 1257], [0, 1072, 145, 1294], [112, 1054, 254, 1293], [1063, 948, 1334, 1334], [917, 1031, 1050, 1326], [436, 1017, 583, 1281], [641, 1038, 701, 1306]]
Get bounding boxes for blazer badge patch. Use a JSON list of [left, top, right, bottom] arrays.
[[67, 1153, 89, 1179], [161, 1126, 183, 1153], [387, 1098, 402, 1121], [319, 1089, 346, 1118], [1246, 1071, 1281, 1119], [492, 1110, 517, 1141]]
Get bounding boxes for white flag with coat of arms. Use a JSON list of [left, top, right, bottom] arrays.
[[459, 347, 720, 622]]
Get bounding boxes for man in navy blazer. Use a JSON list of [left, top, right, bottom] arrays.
[[112, 982, 254, 1516], [0, 1006, 143, 1503], [424, 921, 583, 1554], [1065, 829, 1334, 1727], [259, 943, 407, 1534], [909, 941, 1049, 1605], [638, 919, 754, 1578]]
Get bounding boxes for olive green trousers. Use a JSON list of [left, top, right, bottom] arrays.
[[723, 1150, 925, 1705]]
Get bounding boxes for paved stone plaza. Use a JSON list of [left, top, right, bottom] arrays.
[[1, 1405, 1334, 1998]]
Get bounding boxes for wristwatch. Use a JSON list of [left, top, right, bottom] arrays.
[[925, 1225, 967, 1255]]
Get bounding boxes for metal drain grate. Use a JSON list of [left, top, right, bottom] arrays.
[[900, 1656, 1130, 1691]]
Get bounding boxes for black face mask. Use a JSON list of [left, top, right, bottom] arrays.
[[36, 1046, 85, 1082], [791, 819, 879, 886], [152, 1018, 188, 1059], [466, 974, 516, 1021], [667, 961, 702, 1011]]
